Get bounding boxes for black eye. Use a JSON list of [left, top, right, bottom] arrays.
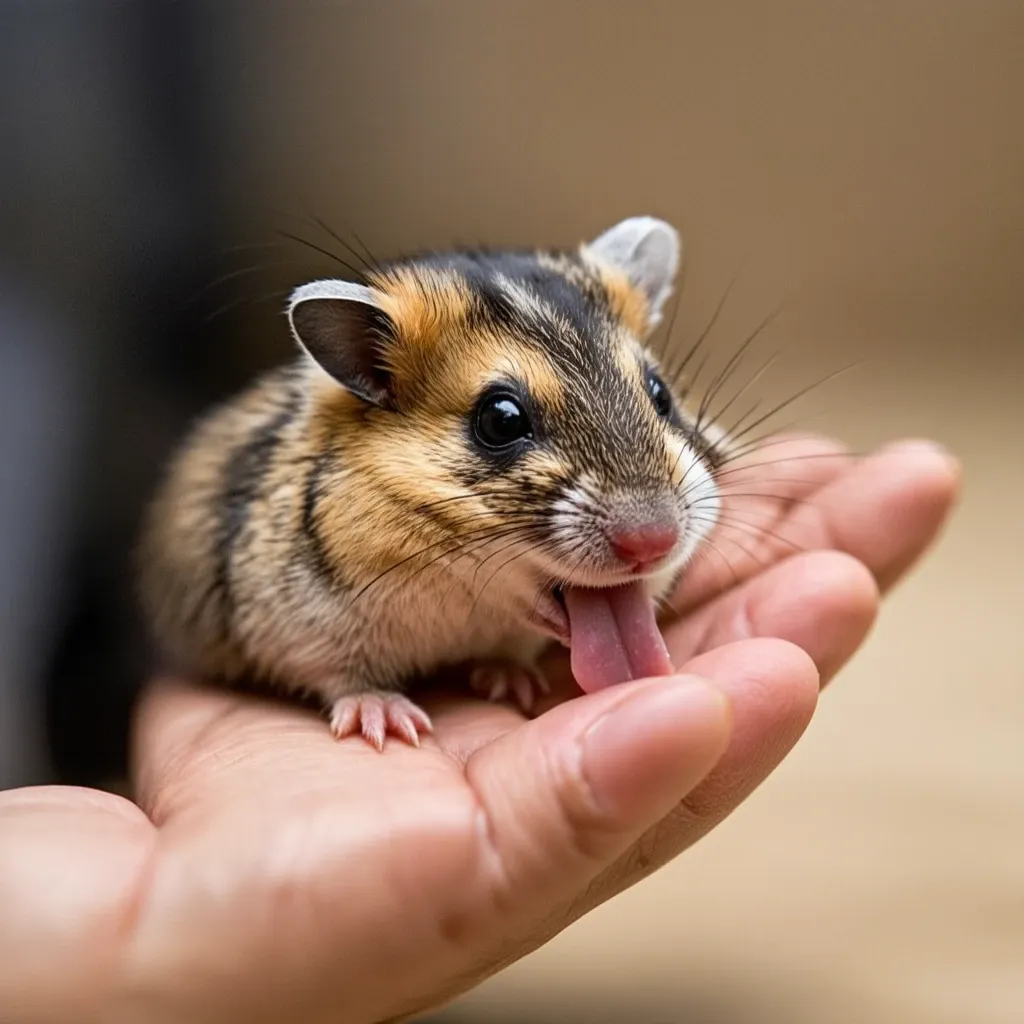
[[473, 391, 533, 449], [646, 371, 673, 419]]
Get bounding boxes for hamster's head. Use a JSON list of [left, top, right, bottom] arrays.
[[288, 216, 724, 691]]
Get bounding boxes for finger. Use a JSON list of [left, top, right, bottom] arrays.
[[803, 439, 961, 593], [465, 638, 815, 918], [675, 438, 960, 613], [0, 787, 154, 1019], [555, 638, 821, 929], [667, 550, 879, 685], [676, 434, 851, 608]]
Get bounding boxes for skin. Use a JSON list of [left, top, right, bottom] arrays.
[[0, 435, 959, 1024]]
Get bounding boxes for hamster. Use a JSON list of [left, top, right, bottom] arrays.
[[137, 216, 725, 750]]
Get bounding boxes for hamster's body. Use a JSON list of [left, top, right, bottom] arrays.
[[139, 360, 552, 708], [138, 217, 725, 748]]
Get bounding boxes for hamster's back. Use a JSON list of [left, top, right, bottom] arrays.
[[137, 363, 310, 681]]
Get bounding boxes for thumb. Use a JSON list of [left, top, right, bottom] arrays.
[[465, 674, 731, 906]]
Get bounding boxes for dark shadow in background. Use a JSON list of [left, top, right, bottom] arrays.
[[0, 2, 275, 786]]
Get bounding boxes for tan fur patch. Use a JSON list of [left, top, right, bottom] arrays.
[[592, 261, 651, 338], [370, 265, 472, 350]]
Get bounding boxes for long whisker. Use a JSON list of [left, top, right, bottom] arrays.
[[695, 303, 785, 434], [723, 362, 862, 448], [689, 518, 772, 572], [188, 259, 316, 306], [668, 267, 741, 387], [437, 524, 549, 612], [300, 212, 390, 281], [653, 273, 687, 365], [694, 511, 804, 554], [274, 228, 367, 281], [706, 349, 782, 432], [347, 223, 388, 277], [203, 288, 292, 324], [349, 518, 542, 605], [466, 532, 552, 622]]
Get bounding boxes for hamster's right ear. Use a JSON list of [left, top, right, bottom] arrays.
[[585, 216, 681, 329], [287, 279, 397, 408]]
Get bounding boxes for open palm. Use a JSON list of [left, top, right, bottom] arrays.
[[0, 436, 958, 1024]]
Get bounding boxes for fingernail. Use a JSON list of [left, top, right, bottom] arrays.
[[879, 438, 960, 468], [580, 677, 731, 822]]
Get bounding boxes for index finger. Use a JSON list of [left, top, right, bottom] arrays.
[[674, 437, 960, 614]]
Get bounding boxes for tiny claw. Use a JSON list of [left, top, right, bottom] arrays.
[[405, 703, 434, 734], [470, 659, 548, 715], [512, 673, 534, 712], [328, 693, 432, 751], [330, 701, 360, 739], [389, 709, 421, 747]]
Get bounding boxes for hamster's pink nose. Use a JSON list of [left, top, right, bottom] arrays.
[[608, 522, 679, 567]]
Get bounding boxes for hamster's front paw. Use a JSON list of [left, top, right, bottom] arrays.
[[470, 659, 550, 714], [328, 691, 433, 751]]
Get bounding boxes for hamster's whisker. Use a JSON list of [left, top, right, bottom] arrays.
[[198, 238, 295, 261], [694, 304, 784, 436], [715, 414, 822, 458], [687, 490, 817, 512], [346, 224, 387, 278], [687, 532, 744, 592], [261, 204, 378, 279], [708, 449, 865, 478], [189, 259, 319, 307], [420, 520, 548, 585], [667, 268, 740, 388], [306, 214, 382, 277], [436, 523, 552, 613], [467, 526, 551, 594], [678, 451, 867, 506], [349, 490, 481, 527], [419, 531, 533, 616], [687, 515, 772, 571], [273, 227, 368, 282], [696, 511, 804, 554], [354, 524, 536, 612], [704, 349, 783, 434], [651, 277, 686, 365], [719, 362, 862, 449], [350, 519, 542, 605], [712, 448, 864, 475], [468, 533, 557, 621], [686, 350, 714, 398], [203, 288, 292, 325]]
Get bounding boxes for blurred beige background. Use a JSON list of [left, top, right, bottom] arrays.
[[209, 2, 1023, 1020]]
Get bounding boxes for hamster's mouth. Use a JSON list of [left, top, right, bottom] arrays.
[[530, 582, 674, 694]]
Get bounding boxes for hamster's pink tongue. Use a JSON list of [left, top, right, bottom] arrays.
[[563, 581, 674, 693]]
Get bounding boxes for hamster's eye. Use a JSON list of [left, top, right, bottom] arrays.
[[473, 391, 533, 449], [645, 371, 673, 419]]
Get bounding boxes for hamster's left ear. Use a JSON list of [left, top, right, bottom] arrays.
[[287, 279, 397, 408], [585, 216, 681, 329]]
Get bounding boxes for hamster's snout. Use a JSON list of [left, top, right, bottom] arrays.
[[606, 519, 679, 571]]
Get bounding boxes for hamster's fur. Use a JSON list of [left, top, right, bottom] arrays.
[[137, 217, 725, 748]]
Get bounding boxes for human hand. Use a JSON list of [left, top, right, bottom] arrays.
[[0, 436, 959, 1024]]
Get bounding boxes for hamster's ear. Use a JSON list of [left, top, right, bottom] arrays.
[[585, 216, 681, 328], [287, 279, 396, 408]]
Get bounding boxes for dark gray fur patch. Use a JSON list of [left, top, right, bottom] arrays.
[[214, 378, 304, 627], [300, 446, 348, 589]]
